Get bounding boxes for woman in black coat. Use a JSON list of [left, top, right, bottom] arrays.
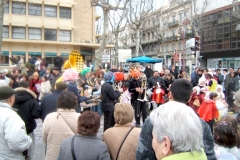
[[226, 71, 239, 109], [144, 65, 153, 79]]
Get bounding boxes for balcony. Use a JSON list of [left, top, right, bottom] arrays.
[[168, 20, 179, 28], [144, 51, 157, 56]]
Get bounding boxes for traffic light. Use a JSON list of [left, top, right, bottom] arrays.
[[190, 36, 201, 51]]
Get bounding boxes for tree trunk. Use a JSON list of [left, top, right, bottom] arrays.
[[0, 0, 5, 59], [95, 8, 109, 68], [135, 27, 140, 57], [114, 33, 119, 66]]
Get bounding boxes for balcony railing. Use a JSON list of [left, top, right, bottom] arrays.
[[168, 20, 179, 28], [144, 51, 157, 55]]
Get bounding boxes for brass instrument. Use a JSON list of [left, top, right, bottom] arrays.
[[137, 76, 148, 102]]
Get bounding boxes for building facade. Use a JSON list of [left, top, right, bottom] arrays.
[[200, 3, 240, 69], [1, 0, 105, 66], [130, 0, 193, 69]]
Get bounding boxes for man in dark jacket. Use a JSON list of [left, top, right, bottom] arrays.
[[170, 65, 179, 79], [224, 67, 234, 93], [148, 71, 167, 92], [40, 82, 68, 121], [191, 68, 202, 87], [54, 53, 64, 72], [13, 81, 40, 159], [51, 67, 62, 91], [136, 79, 217, 160], [101, 71, 121, 131], [144, 65, 153, 79], [27, 55, 35, 65]]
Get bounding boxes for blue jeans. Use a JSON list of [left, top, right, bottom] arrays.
[[91, 103, 102, 116]]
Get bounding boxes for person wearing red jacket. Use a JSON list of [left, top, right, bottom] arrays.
[[29, 72, 42, 99], [198, 92, 219, 133]]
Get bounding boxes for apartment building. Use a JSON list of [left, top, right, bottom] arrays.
[[130, 0, 193, 68], [1, 0, 106, 66]]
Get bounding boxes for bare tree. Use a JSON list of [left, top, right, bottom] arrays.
[[128, 0, 154, 57], [90, 0, 126, 67], [108, 0, 128, 66]]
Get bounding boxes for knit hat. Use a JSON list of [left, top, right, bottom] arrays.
[[0, 86, 16, 100], [52, 67, 59, 71], [234, 90, 240, 107], [104, 71, 114, 82], [56, 82, 68, 90], [81, 67, 91, 76]]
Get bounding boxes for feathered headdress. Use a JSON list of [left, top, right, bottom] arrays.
[[131, 69, 140, 78], [81, 67, 91, 76], [114, 72, 124, 82], [63, 68, 78, 82]]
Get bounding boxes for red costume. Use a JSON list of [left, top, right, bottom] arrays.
[[197, 100, 219, 122], [152, 88, 165, 104], [188, 92, 203, 113]]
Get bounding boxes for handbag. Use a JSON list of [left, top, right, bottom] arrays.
[[193, 98, 200, 107], [116, 126, 134, 160]]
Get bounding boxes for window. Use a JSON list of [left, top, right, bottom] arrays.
[[148, 33, 150, 40], [29, 4, 42, 16], [2, 26, 9, 38], [29, 28, 42, 40], [60, 7, 71, 19], [4, 2, 9, 13], [166, 45, 169, 52], [59, 30, 71, 42], [12, 27, 26, 39], [152, 32, 154, 39], [172, 16, 175, 22], [44, 29, 57, 41], [172, 44, 175, 51], [44, 5, 57, 17], [178, 43, 182, 50], [12, 2, 26, 15], [184, 10, 188, 18], [179, 13, 182, 21]]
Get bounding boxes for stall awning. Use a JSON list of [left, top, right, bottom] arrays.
[[81, 51, 92, 55], [12, 51, 26, 55], [28, 52, 42, 56], [61, 53, 69, 57]]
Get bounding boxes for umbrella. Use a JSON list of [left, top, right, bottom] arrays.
[[126, 56, 162, 63]]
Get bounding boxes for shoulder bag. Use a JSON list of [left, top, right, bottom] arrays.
[[116, 126, 134, 160]]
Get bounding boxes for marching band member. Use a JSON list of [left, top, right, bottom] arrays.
[[101, 71, 122, 131], [129, 70, 148, 127]]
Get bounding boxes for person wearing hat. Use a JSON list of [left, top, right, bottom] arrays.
[[51, 67, 62, 91], [0, 86, 32, 160], [40, 82, 68, 121], [101, 71, 122, 131]]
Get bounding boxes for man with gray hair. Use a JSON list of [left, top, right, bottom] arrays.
[[151, 102, 206, 159], [136, 79, 216, 160], [0, 86, 32, 160]]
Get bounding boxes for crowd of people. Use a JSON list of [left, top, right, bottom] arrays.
[[0, 54, 240, 160]]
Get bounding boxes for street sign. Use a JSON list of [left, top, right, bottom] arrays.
[[102, 55, 110, 63], [186, 38, 195, 49]]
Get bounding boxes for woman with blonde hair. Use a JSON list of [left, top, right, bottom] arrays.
[[103, 103, 141, 160]]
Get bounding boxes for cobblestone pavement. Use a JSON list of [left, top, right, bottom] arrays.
[[33, 116, 105, 160]]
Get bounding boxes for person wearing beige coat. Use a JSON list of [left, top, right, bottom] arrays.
[[42, 91, 80, 160], [103, 103, 141, 160]]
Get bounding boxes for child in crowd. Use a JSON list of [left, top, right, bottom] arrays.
[[188, 86, 202, 113], [198, 78, 207, 101], [214, 121, 240, 159], [216, 85, 228, 118], [198, 92, 219, 133], [120, 81, 131, 104]]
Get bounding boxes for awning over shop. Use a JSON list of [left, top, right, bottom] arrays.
[[44, 52, 57, 57], [28, 52, 42, 56], [61, 53, 69, 57], [81, 51, 92, 55], [12, 51, 26, 55], [2, 51, 9, 55]]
